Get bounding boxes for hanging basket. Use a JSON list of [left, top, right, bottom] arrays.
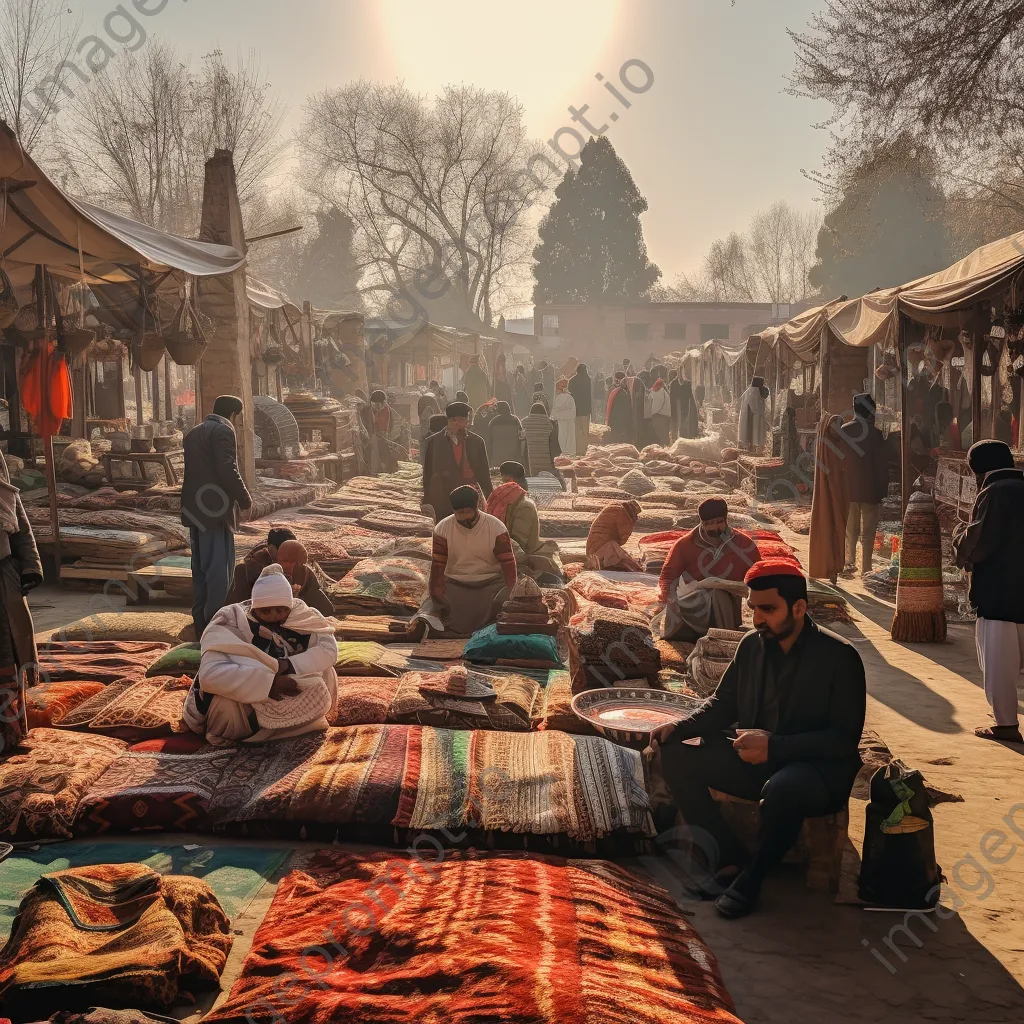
[[134, 331, 165, 372], [262, 344, 284, 364], [12, 302, 38, 334], [64, 326, 96, 359], [88, 336, 126, 361], [164, 279, 210, 365], [0, 267, 18, 330]]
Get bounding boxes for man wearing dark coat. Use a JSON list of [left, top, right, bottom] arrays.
[[568, 362, 593, 455], [181, 395, 253, 638], [839, 393, 890, 575], [606, 371, 634, 444], [421, 402, 493, 521], [486, 401, 526, 469], [655, 561, 866, 919]]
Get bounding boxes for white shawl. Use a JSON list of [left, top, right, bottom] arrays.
[[550, 392, 577, 456]]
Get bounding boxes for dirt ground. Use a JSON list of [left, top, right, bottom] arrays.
[[25, 530, 1024, 1023]]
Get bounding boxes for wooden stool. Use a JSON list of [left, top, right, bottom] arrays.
[[710, 789, 850, 896]]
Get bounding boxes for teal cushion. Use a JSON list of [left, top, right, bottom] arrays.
[[462, 624, 560, 666]]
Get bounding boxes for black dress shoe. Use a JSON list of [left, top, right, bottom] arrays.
[[714, 872, 760, 919]]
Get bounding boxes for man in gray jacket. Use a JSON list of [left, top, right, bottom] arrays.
[[181, 395, 252, 636], [839, 393, 890, 575]]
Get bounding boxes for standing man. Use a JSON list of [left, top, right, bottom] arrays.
[[568, 362, 593, 455], [738, 376, 770, 451], [839, 393, 890, 575], [655, 560, 866, 918], [953, 440, 1024, 745], [421, 401, 493, 522], [182, 395, 252, 639]]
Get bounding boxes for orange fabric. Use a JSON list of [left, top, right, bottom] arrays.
[[585, 504, 636, 556], [808, 414, 851, 580], [21, 341, 72, 437]]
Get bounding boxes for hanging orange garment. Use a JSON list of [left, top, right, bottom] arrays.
[[20, 341, 72, 437]]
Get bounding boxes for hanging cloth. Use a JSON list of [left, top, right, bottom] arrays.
[[21, 340, 73, 437]]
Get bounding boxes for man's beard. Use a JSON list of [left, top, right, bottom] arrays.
[[757, 612, 796, 643], [458, 514, 480, 529]]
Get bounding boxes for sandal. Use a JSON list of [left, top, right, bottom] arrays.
[[975, 725, 1024, 745]]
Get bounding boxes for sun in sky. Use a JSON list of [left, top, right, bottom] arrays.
[[375, 0, 619, 121]]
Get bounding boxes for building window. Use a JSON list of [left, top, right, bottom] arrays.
[[664, 323, 687, 341], [542, 314, 560, 335], [700, 323, 732, 342], [625, 322, 649, 342]]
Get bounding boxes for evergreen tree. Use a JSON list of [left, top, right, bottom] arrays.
[[288, 207, 362, 310], [808, 137, 953, 299], [533, 136, 661, 303]]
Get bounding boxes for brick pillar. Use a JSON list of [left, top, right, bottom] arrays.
[[197, 149, 255, 488]]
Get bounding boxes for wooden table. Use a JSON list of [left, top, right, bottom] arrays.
[[103, 449, 181, 488], [126, 564, 193, 605]]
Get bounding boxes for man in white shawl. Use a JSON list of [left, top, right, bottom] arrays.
[[738, 375, 770, 451], [183, 563, 339, 744], [551, 377, 577, 456]]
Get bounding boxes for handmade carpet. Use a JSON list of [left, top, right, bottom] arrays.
[[53, 677, 138, 730], [75, 747, 236, 834], [409, 638, 467, 660], [0, 729, 127, 842], [52, 612, 191, 646], [331, 615, 412, 643], [202, 850, 740, 1024], [891, 491, 947, 643], [35, 641, 171, 684], [25, 681, 106, 728], [0, 863, 231, 1016], [567, 570, 664, 619], [335, 641, 411, 675], [329, 556, 430, 614], [531, 669, 594, 735], [389, 668, 539, 732], [207, 727, 408, 833], [570, 603, 661, 684], [83, 676, 192, 741], [330, 676, 401, 727]]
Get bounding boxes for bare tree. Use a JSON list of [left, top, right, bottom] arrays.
[[671, 202, 821, 304], [302, 81, 552, 327], [0, 0, 78, 152], [53, 45, 287, 237], [790, 1, 1024, 136]]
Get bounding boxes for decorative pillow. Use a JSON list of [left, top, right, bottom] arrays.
[[531, 670, 594, 734], [145, 642, 202, 678], [25, 681, 106, 728], [0, 729, 127, 841], [463, 624, 560, 667], [86, 676, 192, 741], [54, 677, 137, 730], [75, 747, 235, 835], [52, 612, 193, 646]]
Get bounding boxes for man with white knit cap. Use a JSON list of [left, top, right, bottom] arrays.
[[183, 563, 339, 744]]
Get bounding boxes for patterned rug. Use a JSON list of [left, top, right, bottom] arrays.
[[409, 638, 467, 660], [329, 555, 430, 614], [201, 850, 741, 1024]]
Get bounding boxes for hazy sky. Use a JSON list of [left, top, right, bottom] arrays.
[[71, 0, 832, 292]]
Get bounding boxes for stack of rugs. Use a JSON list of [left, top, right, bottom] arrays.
[[327, 552, 430, 615], [568, 570, 663, 619], [687, 628, 746, 697], [570, 603, 661, 688], [497, 578, 558, 635]]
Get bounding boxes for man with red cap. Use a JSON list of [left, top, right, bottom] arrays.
[[654, 559, 866, 919], [658, 497, 761, 641]]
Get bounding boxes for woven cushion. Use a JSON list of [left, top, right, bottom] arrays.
[[25, 681, 105, 728], [0, 729, 127, 841], [463, 624, 560, 667], [85, 676, 192, 741], [53, 612, 192, 645], [145, 642, 202, 678]]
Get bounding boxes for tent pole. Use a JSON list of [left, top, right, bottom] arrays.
[[44, 433, 62, 581], [972, 317, 984, 440], [899, 313, 911, 515]]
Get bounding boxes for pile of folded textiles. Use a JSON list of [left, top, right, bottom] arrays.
[[497, 577, 558, 635], [0, 863, 232, 1017], [568, 571, 663, 620], [202, 850, 740, 1024], [537, 510, 597, 537], [687, 628, 746, 697], [327, 553, 430, 614], [34, 639, 171, 683], [570, 604, 661, 685]]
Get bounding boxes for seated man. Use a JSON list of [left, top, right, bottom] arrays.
[[422, 402, 493, 521], [183, 564, 339, 745], [659, 498, 761, 641], [226, 532, 334, 615], [585, 500, 643, 571], [655, 560, 866, 919], [415, 485, 518, 636], [486, 461, 563, 584]]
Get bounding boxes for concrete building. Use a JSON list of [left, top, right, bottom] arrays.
[[531, 301, 802, 365]]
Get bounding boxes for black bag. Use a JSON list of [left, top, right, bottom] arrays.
[[858, 760, 943, 908]]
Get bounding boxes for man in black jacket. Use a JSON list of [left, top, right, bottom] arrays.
[[421, 402, 493, 522], [655, 559, 866, 918], [181, 395, 253, 637], [568, 362, 592, 455], [953, 440, 1024, 745], [839, 393, 890, 575]]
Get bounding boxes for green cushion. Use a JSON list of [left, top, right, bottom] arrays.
[[145, 642, 202, 678], [462, 624, 560, 666]]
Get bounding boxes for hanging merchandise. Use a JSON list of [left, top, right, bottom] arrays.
[[21, 339, 73, 437], [0, 264, 17, 330], [164, 277, 210, 365]]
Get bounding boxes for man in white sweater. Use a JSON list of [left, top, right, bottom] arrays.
[[415, 485, 518, 636], [183, 563, 339, 744]]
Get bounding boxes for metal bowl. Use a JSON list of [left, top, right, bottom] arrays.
[[571, 687, 702, 746]]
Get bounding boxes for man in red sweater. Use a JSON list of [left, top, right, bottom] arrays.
[[660, 498, 762, 641]]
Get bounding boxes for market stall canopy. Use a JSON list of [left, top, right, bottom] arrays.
[[248, 279, 301, 318], [757, 297, 848, 362], [0, 121, 245, 289], [681, 335, 749, 367]]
